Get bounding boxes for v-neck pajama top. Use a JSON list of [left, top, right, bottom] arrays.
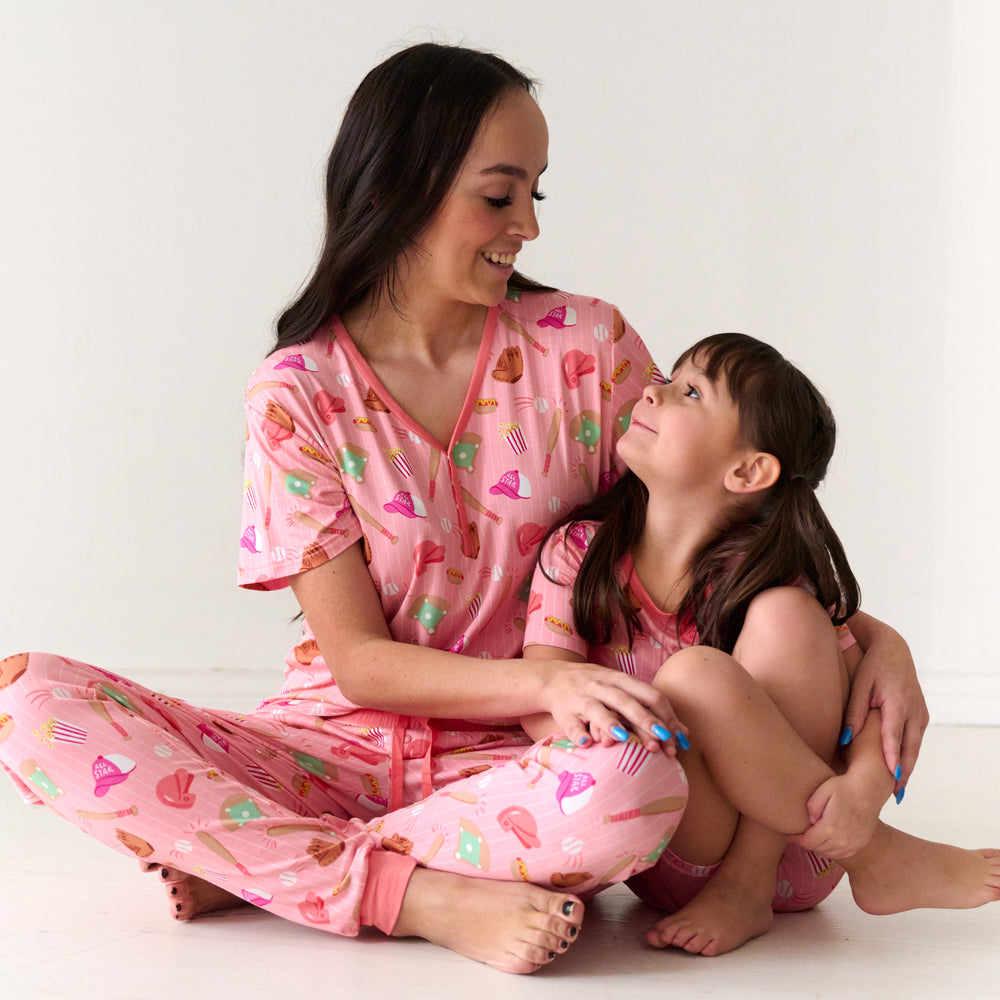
[[238, 290, 663, 728]]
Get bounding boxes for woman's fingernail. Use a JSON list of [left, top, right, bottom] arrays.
[[652, 724, 672, 741], [895, 786, 906, 805], [838, 727, 853, 746], [611, 725, 629, 742], [675, 732, 691, 750], [894, 764, 902, 782], [562, 901, 575, 916]]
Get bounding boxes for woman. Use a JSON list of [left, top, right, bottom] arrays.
[[0, 42, 926, 975]]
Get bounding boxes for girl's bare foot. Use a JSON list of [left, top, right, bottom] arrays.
[[140, 862, 246, 920], [644, 866, 774, 956], [391, 867, 584, 974], [846, 824, 1000, 915]]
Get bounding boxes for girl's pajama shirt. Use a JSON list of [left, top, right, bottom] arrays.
[[0, 291, 689, 936], [524, 522, 849, 913]]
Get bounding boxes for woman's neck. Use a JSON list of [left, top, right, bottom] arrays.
[[342, 290, 487, 369]]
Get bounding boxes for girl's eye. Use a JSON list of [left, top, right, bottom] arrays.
[[683, 384, 701, 400]]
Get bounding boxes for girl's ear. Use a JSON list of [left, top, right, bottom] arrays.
[[725, 452, 780, 495]]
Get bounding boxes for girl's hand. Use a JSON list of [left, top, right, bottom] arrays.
[[789, 771, 884, 859], [534, 657, 688, 753], [842, 613, 928, 787]]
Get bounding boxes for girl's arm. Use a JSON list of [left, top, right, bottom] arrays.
[[290, 542, 675, 740], [790, 708, 897, 858], [843, 611, 928, 785]]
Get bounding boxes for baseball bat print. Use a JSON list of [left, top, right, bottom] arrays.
[[247, 381, 299, 400], [292, 511, 349, 535], [76, 805, 139, 820], [542, 408, 562, 476], [89, 699, 130, 740], [577, 462, 594, 498], [263, 463, 273, 529], [460, 487, 502, 524], [419, 832, 446, 865], [348, 497, 399, 543], [603, 795, 687, 824], [266, 823, 336, 837], [195, 831, 252, 876], [500, 312, 548, 356], [428, 448, 441, 501]]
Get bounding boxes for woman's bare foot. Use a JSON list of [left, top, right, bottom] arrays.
[[644, 866, 774, 956], [139, 862, 246, 920], [845, 823, 1000, 915], [391, 867, 584, 974]]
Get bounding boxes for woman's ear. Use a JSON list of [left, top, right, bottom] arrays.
[[725, 452, 780, 495]]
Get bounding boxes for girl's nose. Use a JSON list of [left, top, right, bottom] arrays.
[[643, 383, 665, 404]]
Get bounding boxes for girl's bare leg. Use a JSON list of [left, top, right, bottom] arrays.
[[648, 590, 845, 955], [392, 868, 583, 975], [647, 645, 1000, 931]]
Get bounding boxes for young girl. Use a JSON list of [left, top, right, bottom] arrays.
[[523, 333, 1000, 955]]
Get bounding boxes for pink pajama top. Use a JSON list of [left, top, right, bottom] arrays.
[[524, 522, 857, 680], [238, 291, 663, 732]]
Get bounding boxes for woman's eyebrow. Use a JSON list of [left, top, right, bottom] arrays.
[[478, 163, 549, 178]]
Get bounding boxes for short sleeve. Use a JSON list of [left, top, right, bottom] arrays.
[[238, 395, 364, 591], [523, 522, 597, 658]]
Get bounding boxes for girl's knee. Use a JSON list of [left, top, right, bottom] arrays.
[[741, 587, 836, 655]]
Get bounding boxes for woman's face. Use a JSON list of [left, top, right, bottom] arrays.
[[403, 88, 549, 312]]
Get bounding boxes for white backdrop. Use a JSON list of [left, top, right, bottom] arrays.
[[2, 1, 997, 722]]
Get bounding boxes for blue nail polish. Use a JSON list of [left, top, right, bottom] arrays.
[[838, 727, 853, 746], [611, 725, 629, 742], [652, 724, 672, 741], [895, 786, 906, 805], [675, 732, 691, 750], [894, 764, 902, 782], [579, 737, 589, 746]]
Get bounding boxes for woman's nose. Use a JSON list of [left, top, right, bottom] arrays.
[[509, 198, 539, 242]]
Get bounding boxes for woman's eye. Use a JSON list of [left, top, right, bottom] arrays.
[[532, 190, 546, 202], [485, 196, 513, 209]]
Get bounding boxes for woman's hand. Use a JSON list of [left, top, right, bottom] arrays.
[[525, 646, 686, 752], [842, 612, 928, 786]]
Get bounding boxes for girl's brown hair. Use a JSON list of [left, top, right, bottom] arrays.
[[547, 333, 860, 654]]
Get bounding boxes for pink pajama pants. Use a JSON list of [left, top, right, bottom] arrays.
[[0, 653, 688, 936]]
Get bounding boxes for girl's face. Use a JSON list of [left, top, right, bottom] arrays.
[[402, 88, 549, 311], [618, 356, 748, 498]]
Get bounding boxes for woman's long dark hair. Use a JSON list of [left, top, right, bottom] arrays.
[[273, 43, 554, 353], [547, 333, 861, 654]]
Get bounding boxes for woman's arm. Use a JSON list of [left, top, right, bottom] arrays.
[[843, 611, 928, 785], [290, 541, 675, 744]]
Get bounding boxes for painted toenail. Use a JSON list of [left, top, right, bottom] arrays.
[[171, 888, 178, 895], [559, 940, 568, 949], [562, 901, 574, 916], [547, 951, 555, 960], [569, 926, 578, 938], [176, 904, 182, 912], [161, 869, 170, 879]]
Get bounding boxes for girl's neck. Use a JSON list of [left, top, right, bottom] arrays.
[[631, 492, 727, 613]]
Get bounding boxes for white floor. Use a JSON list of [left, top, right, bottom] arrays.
[[2, 667, 999, 999]]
